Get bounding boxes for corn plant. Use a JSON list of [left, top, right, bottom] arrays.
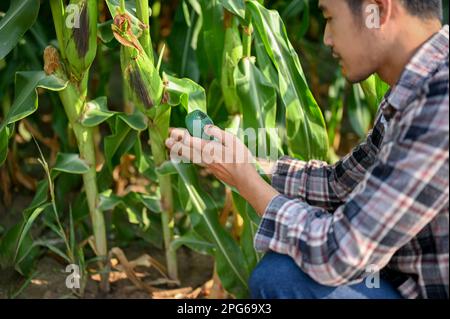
[[141, 0, 332, 297], [48, 0, 110, 291], [105, 0, 176, 281], [106, 0, 218, 282], [0, 0, 109, 291], [15, 141, 91, 297]]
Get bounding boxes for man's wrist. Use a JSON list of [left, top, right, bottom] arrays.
[[235, 164, 260, 195], [256, 158, 277, 179], [236, 166, 279, 216]]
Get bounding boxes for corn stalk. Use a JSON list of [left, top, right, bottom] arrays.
[[48, 0, 109, 292], [148, 107, 178, 282], [109, 1, 178, 281], [135, 0, 153, 61]]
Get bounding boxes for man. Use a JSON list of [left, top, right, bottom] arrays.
[[166, 0, 449, 299]]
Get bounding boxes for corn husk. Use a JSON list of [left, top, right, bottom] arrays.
[[221, 14, 243, 115], [112, 13, 163, 112], [64, 0, 97, 80]]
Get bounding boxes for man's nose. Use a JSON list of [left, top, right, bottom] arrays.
[[323, 24, 333, 48]]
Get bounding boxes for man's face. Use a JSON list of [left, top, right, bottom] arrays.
[[319, 0, 382, 83]]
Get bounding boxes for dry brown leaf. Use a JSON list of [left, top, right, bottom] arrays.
[[0, 166, 12, 207], [207, 265, 229, 299], [152, 287, 193, 299]]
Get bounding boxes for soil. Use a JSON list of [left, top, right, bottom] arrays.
[[0, 244, 214, 299], [0, 190, 216, 300]]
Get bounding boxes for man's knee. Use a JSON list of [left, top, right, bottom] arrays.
[[249, 252, 313, 299], [249, 253, 280, 295], [249, 252, 403, 299]]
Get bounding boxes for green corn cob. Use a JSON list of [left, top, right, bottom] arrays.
[[113, 13, 163, 112], [185, 110, 215, 141], [64, 0, 98, 81], [221, 13, 243, 115]]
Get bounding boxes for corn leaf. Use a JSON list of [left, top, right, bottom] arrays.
[[1, 71, 68, 128], [0, 0, 40, 59], [52, 153, 90, 175], [97, 20, 115, 44], [171, 230, 215, 255], [281, 0, 307, 20], [167, 2, 201, 81], [198, 0, 225, 78], [221, 20, 243, 115], [32, 240, 71, 264], [348, 84, 372, 138], [0, 223, 40, 275], [247, 1, 329, 161], [234, 57, 282, 157], [232, 193, 261, 275], [169, 161, 250, 298], [219, 0, 246, 19], [81, 96, 116, 127], [104, 116, 139, 170], [254, 32, 279, 94], [99, 190, 122, 212], [360, 74, 389, 115], [164, 74, 207, 113], [14, 203, 51, 263], [22, 179, 49, 215], [0, 125, 12, 166], [0, 71, 67, 166], [118, 111, 148, 131]]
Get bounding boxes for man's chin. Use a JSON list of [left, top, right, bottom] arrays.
[[342, 69, 371, 84], [342, 72, 358, 84]]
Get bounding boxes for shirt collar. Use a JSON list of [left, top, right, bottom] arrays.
[[386, 25, 449, 111]]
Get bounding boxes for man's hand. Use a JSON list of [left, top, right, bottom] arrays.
[[165, 125, 255, 189], [165, 125, 279, 216]]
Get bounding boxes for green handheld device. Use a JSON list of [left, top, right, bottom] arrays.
[[185, 110, 215, 140]]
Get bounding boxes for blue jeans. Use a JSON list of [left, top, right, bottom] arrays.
[[249, 252, 403, 299]]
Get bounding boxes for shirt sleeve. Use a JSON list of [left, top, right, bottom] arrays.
[[271, 112, 385, 211], [255, 81, 449, 286]]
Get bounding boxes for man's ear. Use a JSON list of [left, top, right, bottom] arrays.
[[365, 0, 393, 28]]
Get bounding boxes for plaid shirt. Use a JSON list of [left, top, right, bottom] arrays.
[[255, 26, 449, 299]]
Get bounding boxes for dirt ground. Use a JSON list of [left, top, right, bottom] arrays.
[[0, 244, 215, 299], [0, 190, 219, 299]]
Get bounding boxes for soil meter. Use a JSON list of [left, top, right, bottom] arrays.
[[185, 110, 215, 141]]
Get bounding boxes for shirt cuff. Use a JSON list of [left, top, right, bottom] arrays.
[[254, 194, 310, 253], [271, 156, 308, 196]]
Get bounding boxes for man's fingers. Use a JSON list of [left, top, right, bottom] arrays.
[[188, 135, 219, 151], [170, 126, 234, 148], [167, 140, 193, 162], [166, 137, 208, 165], [170, 128, 189, 142], [204, 125, 236, 146], [167, 127, 237, 165], [170, 127, 220, 151]]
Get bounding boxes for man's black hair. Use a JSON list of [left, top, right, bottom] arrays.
[[346, 0, 443, 20]]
